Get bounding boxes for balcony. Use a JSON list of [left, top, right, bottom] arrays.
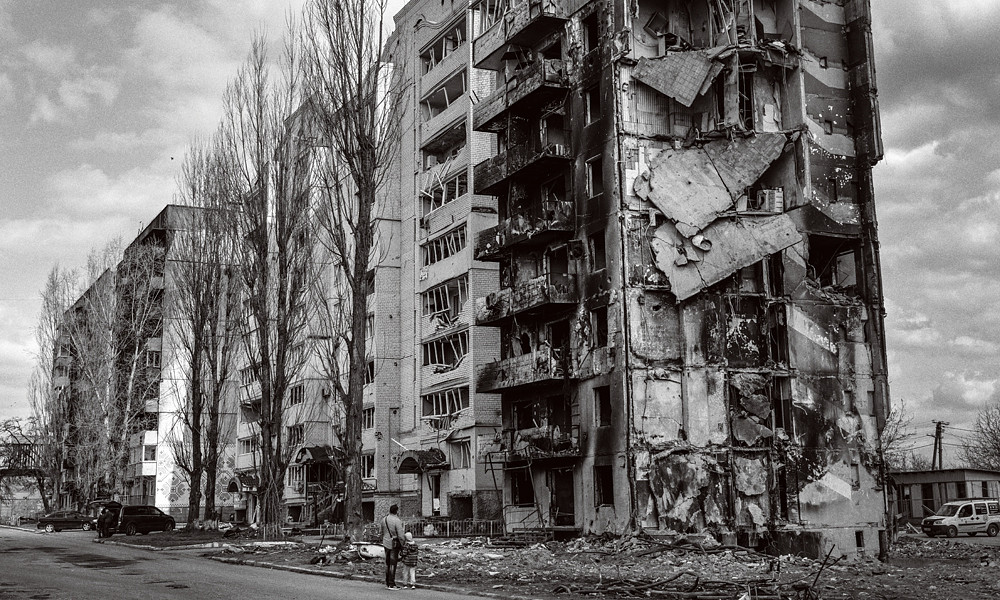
[[474, 201, 573, 261], [474, 142, 571, 196], [477, 346, 568, 392], [421, 95, 469, 146], [497, 425, 581, 463], [476, 273, 576, 325], [473, 59, 569, 132], [474, 0, 569, 71]]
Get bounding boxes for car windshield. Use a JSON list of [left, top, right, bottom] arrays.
[[936, 504, 961, 516]]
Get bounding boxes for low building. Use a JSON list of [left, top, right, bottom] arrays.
[[892, 469, 1000, 524]]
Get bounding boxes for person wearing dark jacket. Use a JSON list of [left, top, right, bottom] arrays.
[[97, 508, 114, 539], [380, 504, 405, 590]]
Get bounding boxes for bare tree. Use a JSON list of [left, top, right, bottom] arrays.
[[960, 397, 1000, 471], [302, 0, 400, 540], [169, 138, 243, 527], [880, 399, 916, 471], [57, 238, 164, 505], [28, 266, 79, 512], [220, 31, 314, 532]]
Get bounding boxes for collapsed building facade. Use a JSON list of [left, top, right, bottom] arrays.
[[463, 0, 888, 558]]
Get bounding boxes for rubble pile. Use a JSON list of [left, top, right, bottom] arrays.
[[208, 534, 1000, 599]]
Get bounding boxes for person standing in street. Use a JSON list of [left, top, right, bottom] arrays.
[[380, 504, 405, 590], [398, 531, 419, 589]]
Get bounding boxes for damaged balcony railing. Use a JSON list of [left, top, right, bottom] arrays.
[[474, 140, 572, 197], [474, 202, 574, 261], [477, 345, 569, 392], [500, 424, 581, 462], [473, 0, 568, 71], [475, 272, 577, 325], [473, 59, 569, 132]]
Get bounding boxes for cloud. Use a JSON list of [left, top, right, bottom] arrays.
[[29, 69, 120, 124], [44, 164, 174, 219], [21, 41, 76, 74]]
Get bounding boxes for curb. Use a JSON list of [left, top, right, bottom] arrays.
[[208, 556, 541, 600]]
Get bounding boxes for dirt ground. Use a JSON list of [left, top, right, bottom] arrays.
[[189, 532, 1000, 599]]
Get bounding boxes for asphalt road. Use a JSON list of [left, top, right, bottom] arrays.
[[0, 527, 465, 600]]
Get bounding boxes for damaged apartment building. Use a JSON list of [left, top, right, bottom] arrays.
[[458, 0, 888, 558]]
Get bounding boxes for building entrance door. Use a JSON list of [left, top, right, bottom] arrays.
[[548, 468, 575, 526]]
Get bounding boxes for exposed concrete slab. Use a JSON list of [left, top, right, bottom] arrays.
[[652, 215, 802, 301], [632, 48, 728, 107]]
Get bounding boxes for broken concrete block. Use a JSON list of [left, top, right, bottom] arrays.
[[632, 48, 728, 107], [655, 214, 802, 301]]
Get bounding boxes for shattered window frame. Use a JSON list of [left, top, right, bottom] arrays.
[[362, 406, 375, 430], [593, 464, 614, 506], [589, 230, 607, 271], [361, 452, 376, 479], [421, 329, 470, 370], [420, 16, 467, 74], [421, 385, 471, 418], [594, 385, 612, 427], [510, 468, 534, 506], [585, 84, 601, 124], [450, 439, 472, 469], [422, 224, 468, 266], [591, 306, 609, 348], [421, 275, 469, 321]]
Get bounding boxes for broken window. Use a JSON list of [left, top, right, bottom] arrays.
[[422, 225, 468, 266], [591, 306, 609, 347], [450, 439, 472, 469], [546, 245, 569, 275], [422, 329, 470, 372], [421, 122, 466, 168], [362, 406, 375, 430], [594, 385, 611, 426], [738, 61, 756, 130], [594, 464, 613, 506], [512, 399, 539, 430], [582, 12, 600, 53], [421, 275, 469, 325], [422, 385, 470, 417], [807, 235, 859, 291], [540, 111, 567, 147], [473, 0, 507, 36], [286, 424, 305, 448], [589, 230, 606, 271], [364, 361, 376, 385], [422, 171, 469, 215], [366, 269, 376, 297], [510, 468, 534, 506], [361, 452, 376, 478], [420, 17, 466, 74], [770, 377, 793, 435], [585, 85, 601, 124], [587, 156, 604, 198], [421, 70, 467, 121]]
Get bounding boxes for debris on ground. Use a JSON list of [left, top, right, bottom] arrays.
[[202, 532, 1000, 600]]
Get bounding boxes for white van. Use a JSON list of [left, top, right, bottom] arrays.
[[922, 499, 1000, 538]]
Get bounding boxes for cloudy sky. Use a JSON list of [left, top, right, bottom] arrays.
[[1, 1, 998, 465]]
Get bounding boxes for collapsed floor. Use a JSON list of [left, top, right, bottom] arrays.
[[208, 533, 1000, 600]]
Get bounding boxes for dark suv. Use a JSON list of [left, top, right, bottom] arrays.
[[115, 505, 175, 536]]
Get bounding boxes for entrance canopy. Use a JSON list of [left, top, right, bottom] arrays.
[[397, 448, 449, 474]]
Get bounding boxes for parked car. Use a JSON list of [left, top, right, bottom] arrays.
[[922, 499, 1000, 538], [36, 510, 93, 533], [114, 505, 175, 536]]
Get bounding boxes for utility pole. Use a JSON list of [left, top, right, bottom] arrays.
[[930, 421, 948, 470]]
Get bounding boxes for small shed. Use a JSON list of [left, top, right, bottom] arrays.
[[891, 468, 1000, 524]]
